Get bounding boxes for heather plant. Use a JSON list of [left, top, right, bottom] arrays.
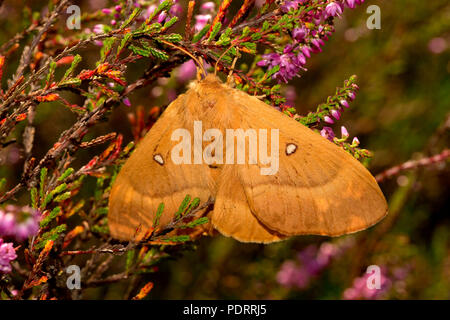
[[0, 0, 448, 300]]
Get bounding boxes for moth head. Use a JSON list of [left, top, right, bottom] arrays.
[[188, 74, 224, 93]]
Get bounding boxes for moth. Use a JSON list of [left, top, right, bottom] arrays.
[[108, 73, 388, 243]]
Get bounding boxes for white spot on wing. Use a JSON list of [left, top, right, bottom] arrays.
[[153, 154, 164, 165], [286, 143, 297, 155]]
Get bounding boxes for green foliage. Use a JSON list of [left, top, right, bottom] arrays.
[[40, 206, 61, 228], [35, 224, 67, 249], [153, 203, 164, 227]]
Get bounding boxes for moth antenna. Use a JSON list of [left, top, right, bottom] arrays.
[[197, 56, 205, 81], [159, 40, 206, 79], [227, 48, 240, 86], [214, 45, 236, 77]]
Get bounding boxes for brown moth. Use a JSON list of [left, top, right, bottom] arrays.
[[108, 74, 388, 243]]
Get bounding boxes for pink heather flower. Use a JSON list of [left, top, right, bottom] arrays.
[[340, 99, 350, 108], [111, 20, 117, 26], [277, 239, 354, 290], [0, 206, 41, 241], [0, 211, 15, 236], [169, 4, 183, 17], [316, 242, 338, 266], [157, 11, 167, 23], [301, 46, 312, 58], [102, 8, 112, 14], [194, 14, 212, 32], [200, 2, 215, 13], [323, 115, 334, 124], [144, 4, 157, 20], [331, 109, 341, 120], [122, 97, 131, 107], [292, 27, 307, 42], [276, 261, 310, 288], [345, 0, 360, 9], [0, 238, 17, 274], [352, 137, 360, 146], [321, 126, 335, 141], [177, 60, 197, 83], [341, 126, 349, 138], [310, 38, 325, 53], [348, 92, 356, 101], [257, 45, 307, 83], [115, 5, 122, 12], [93, 24, 105, 34], [428, 37, 447, 54], [324, 2, 343, 18], [280, 1, 299, 13]]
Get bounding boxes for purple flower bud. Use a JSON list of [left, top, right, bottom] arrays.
[[283, 44, 295, 54], [15, 224, 29, 241], [280, 1, 299, 13], [157, 11, 167, 23], [194, 14, 212, 32], [123, 97, 131, 107], [93, 24, 105, 34], [102, 8, 112, 14], [345, 0, 357, 8], [340, 99, 350, 108], [324, 115, 334, 124], [301, 46, 312, 58], [297, 53, 306, 65], [320, 127, 335, 141], [0, 211, 15, 236], [111, 20, 117, 26], [115, 5, 122, 12], [0, 238, 17, 274], [311, 39, 320, 48], [200, 2, 215, 13], [341, 126, 349, 138], [292, 27, 307, 42], [170, 4, 183, 17], [331, 109, 341, 120], [325, 2, 343, 18], [145, 5, 157, 20], [257, 59, 268, 67]]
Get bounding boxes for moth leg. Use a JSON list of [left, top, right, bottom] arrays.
[[226, 54, 239, 86]]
